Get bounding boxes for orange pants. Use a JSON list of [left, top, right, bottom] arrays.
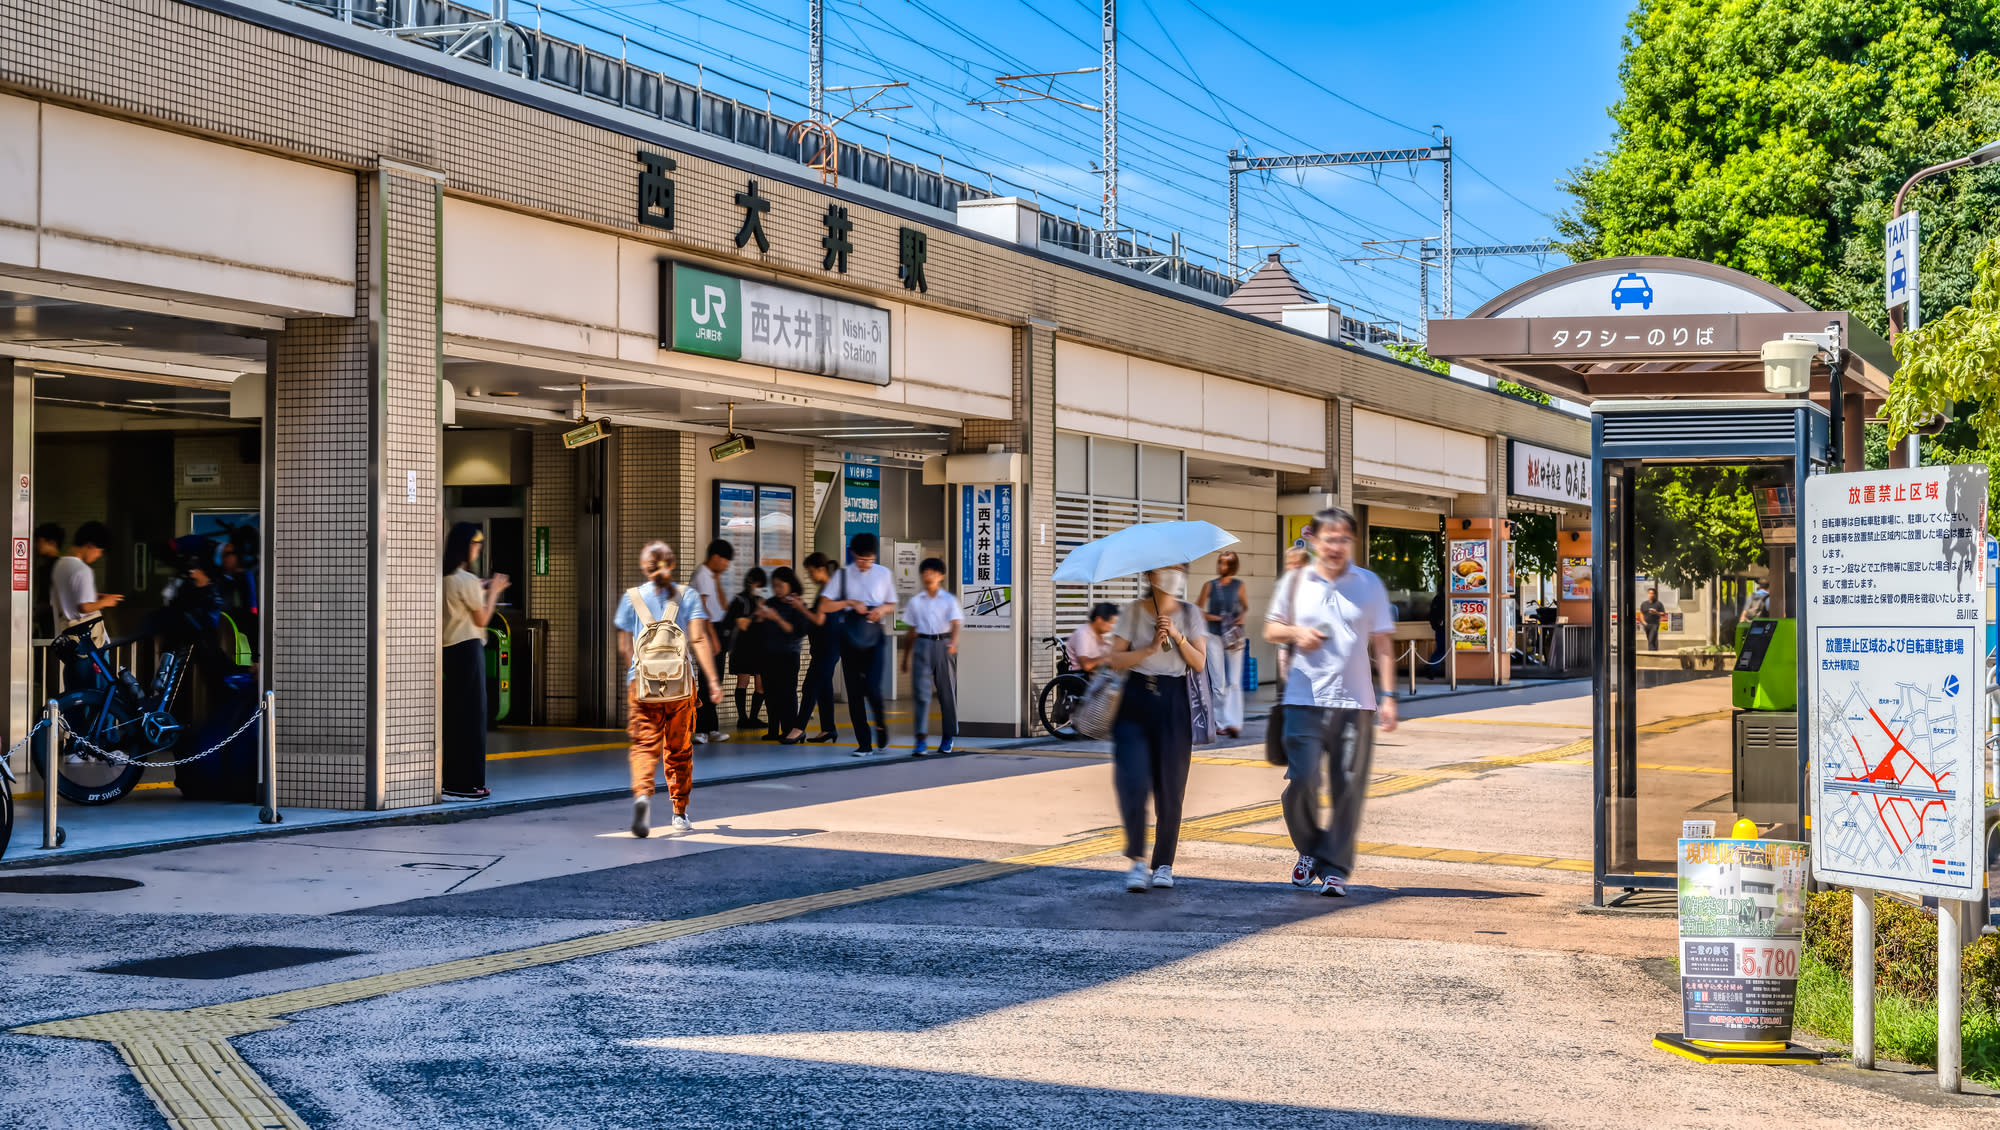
[[627, 687, 696, 811]]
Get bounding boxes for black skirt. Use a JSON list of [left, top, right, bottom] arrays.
[[442, 638, 487, 792]]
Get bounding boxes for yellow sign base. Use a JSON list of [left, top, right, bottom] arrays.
[[1653, 1034, 1824, 1065]]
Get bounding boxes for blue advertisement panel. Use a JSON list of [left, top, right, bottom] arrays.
[[960, 483, 1013, 630]]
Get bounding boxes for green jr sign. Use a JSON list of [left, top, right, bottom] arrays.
[[660, 262, 890, 385]]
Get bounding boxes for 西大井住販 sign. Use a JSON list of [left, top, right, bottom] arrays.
[[660, 262, 890, 386]]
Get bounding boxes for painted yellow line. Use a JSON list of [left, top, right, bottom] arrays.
[[485, 742, 629, 762], [1419, 718, 1592, 729], [11, 798, 1296, 1127], [1182, 826, 1592, 872]]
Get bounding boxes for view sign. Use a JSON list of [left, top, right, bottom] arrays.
[[661, 262, 890, 385], [1884, 211, 1918, 312]]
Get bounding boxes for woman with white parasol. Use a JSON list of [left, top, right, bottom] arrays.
[[1056, 521, 1234, 893]]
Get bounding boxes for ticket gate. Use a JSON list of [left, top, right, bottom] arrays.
[[1592, 399, 1830, 904]]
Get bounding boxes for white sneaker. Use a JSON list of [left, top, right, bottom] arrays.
[[1124, 859, 1150, 892], [706, 730, 727, 744], [630, 797, 650, 839], [1291, 855, 1319, 889], [1150, 865, 1174, 889], [692, 732, 708, 745], [671, 812, 693, 833]]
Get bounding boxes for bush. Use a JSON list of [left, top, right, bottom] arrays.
[[1803, 890, 2000, 1013]]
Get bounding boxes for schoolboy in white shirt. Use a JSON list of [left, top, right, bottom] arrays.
[[899, 557, 963, 757]]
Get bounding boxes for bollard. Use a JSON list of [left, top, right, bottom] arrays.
[[1940, 897, 1962, 1093], [257, 690, 282, 825], [39, 698, 61, 849], [1853, 889, 1875, 1070]]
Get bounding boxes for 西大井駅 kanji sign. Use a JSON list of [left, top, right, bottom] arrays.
[[660, 262, 890, 386]]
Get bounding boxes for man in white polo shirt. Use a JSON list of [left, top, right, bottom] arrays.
[[1264, 506, 1398, 897], [822, 532, 898, 755]]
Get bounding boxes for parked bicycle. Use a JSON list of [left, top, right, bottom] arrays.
[[1036, 635, 1088, 740], [34, 618, 196, 804]]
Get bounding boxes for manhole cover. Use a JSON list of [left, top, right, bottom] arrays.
[[93, 944, 364, 980], [0, 874, 144, 894]]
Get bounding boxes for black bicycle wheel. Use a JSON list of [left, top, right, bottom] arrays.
[[1038, 674, 1089, 740], [32, 689, 146, 805], [0, 770, 13, 860]]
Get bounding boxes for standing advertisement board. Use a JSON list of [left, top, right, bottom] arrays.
[[1675, 838, 1810, 1043], [1803, 466, 1987, 900], [1448, 539, 1490, 594], [1450, 597, 1490, 652], [841, 463, 881, 557], [960, 484, 1013, 630]]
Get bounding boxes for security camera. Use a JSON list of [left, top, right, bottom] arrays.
[[1760, 339, 1817, 395]]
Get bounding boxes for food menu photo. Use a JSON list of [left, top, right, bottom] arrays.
[[1448, 539, 1489, 594], [1450, 597, 1490, 652]]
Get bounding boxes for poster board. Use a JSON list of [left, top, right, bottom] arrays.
[[1560, 555, 1592, 600], [1450, 597, 1490, 652], [1448, 539, 1489, 594], [714, 481, 796, 597], [960, 483, 1014, 630]]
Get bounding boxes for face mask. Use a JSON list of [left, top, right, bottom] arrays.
[[1152, 569, 1188, 599], [753, 586, 773, 599]]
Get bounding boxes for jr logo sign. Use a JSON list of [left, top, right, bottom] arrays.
[[673, 270, 742, 357]]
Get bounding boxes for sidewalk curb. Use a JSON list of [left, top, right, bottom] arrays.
[[0, 748, 979, 872]]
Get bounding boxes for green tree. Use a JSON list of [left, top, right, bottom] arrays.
[[1560, 0, 2000, 336], [1508, 511, 1559, 578], [1633, 466, 1769, 588], [1884, 235, 2000, 518]]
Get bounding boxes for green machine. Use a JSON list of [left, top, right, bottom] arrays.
[[485, 612, 514, 725], [1731, 618, 1796, 711]]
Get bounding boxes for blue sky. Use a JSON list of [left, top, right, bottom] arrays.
[[534, 0, 1631, 333]]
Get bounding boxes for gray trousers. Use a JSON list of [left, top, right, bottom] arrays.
[[910, 635, 957, 743], [1280, 705, 1376, 881]]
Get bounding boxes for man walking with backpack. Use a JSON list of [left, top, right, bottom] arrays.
[[1263, 507, 1397, 897], [617, 540, 722, 838]]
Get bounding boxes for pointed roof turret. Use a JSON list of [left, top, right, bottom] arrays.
[[1222, 253, 1315, 322]]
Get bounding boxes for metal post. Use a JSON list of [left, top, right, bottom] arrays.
[[1419, 242, 1431, 339], [1439, 136, 1454, 320], [1940, 896, 1962, 1092], [488, 0, 507, 71], [1226, 154, 1238, 279], [259, 690, 282, 824], [39, 697, 58, 849], [808, 0, 823, 123], [1853, 888, 1875, 1069], [1100, 0, 1117, 247]]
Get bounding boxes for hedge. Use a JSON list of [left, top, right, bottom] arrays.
[[1804, 890, 2000, 1012]]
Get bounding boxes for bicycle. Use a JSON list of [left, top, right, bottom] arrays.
[[1036, 635, 1090, 740], [35, 617, 197, 805]]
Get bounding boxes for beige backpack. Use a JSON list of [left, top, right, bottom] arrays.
[[626, 585, 696, 704]]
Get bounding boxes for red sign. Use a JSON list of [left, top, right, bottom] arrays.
[[11, 537, 26, 592]]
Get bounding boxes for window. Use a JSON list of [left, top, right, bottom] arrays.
[[1368, 525, 1444, 623], [1054, 433, 1187, 636]]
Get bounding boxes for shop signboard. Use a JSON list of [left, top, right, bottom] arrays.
[[841, 463, 881, 557], [960, 483, 1013, 630], [1450, 597, 1489, 652], [1803, 465, 1987, 900], [1508, 440, 1589, 507], [1560, 555, 1592, 600], [1676, 837, 1809, 1043], [663, 262, 890, 386], [1448, 539, 1489, 594]]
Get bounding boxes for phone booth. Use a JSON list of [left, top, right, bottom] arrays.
[[1592, 399, 1829, 904]]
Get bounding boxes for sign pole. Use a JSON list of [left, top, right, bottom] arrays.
[[1940, 897, 1962, 1092], [1852, 888, 1875, 1070]]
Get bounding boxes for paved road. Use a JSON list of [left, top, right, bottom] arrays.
[[1, 699, 1991, 1128]]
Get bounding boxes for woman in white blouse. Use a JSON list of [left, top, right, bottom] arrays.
[[1103, 562, 1208, 893], [441, 522, 509, 800]]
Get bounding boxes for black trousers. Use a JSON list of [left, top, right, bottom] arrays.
[[800, 637, 839, 734], [842, 641, 888, 748], [1643, 621, 1660, 650], [694, 647, 720, 735], [1280, 706, 1376, 881], [764, 648, 802, 735], [1110, 673, 1193, 868], [441, 639, 487, 792]]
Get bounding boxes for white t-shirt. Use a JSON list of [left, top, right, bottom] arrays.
[[1266, 564, 1394, 710], [904, 589, 963, 635], [51, 555, 97, 624], [1111, 597, 1208, 677], [1067, 624, 1110, 666], [691, 565, 727, 623], [441, 569, 485, 647], [829, 562, 897, 609]]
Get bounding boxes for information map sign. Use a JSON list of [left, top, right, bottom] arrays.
[[1803, 466, 1987, 900]]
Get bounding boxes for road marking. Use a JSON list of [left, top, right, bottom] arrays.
[[7, 800, 1290, 1128], [1186, 828, 1592, 872]]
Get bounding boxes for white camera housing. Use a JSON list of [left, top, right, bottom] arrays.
[[1760, 338, 1817, 395]]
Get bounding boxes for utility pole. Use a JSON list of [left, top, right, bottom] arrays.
[[808, 0, 822, 123], [1349, 237, 1552, 337], [1101, 0, 1117, 245], [1229, 139, 1453, 297]]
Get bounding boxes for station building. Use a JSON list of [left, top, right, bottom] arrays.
[[0, 0, 1588, 822]]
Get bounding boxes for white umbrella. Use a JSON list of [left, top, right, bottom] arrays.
[[1052, 520, 1239, 584]]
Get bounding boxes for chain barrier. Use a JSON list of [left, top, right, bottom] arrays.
[[3, 719, 49, 763], [49, 705, 265, 769]]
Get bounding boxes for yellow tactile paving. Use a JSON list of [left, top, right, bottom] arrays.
[[1176, 825, 1593, 873]]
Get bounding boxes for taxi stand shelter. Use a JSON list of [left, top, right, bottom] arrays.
[[1590, 400, 1829, 902], [1428, 255, 1894, 906]]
